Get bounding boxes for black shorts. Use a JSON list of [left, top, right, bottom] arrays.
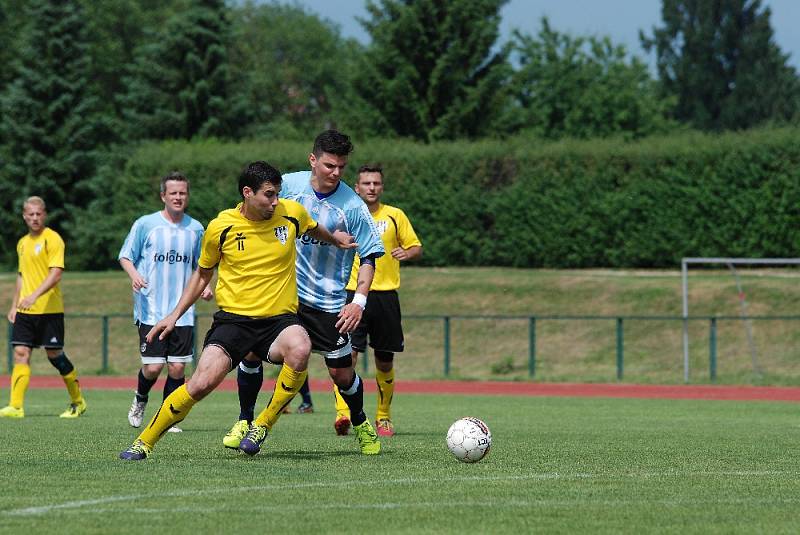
[[203, 310, 301, 366], [298, 303, 351, 359], [11, 312, 64, 349], [347, 290, 404, 354], [137, 322, 194, 364]]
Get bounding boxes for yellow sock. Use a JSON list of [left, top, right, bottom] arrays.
[[333, 383, 350, 418], [253, 364, 306, 430], [139, 385, 197, 448], [375, 368, 395, 421], [61, 369, 83, 404], [10, 363, 31, 409]]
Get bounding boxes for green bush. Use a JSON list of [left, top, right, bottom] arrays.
[[65, 127, 800, 270]]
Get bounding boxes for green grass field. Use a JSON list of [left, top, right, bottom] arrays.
[[4, 267, 800, 385], [2, 388, 799, 534]]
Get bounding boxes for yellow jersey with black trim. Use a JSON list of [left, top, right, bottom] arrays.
[[199, 200, 318, 318], [16, 227, 65, 314], [346, 203, 422, 292]]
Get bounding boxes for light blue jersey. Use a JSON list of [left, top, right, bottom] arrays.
[[282, 171, 384, 313], [118, 211, 204, 327]]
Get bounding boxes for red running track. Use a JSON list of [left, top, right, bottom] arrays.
[[4, 375, 800, 402]]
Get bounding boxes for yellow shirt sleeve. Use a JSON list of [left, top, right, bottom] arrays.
[[198, 218, 224, 269]]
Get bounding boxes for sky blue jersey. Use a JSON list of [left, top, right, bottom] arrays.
[[118, 211, 204, 327], [281, 171, 384, 313]]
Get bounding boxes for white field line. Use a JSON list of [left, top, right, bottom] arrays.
[[2, 471, 796, 517]]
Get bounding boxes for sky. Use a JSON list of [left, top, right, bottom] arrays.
[[294, 0, 800, 70]]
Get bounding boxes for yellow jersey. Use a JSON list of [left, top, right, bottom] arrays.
[[346, 203, 421, 292], [16, 227, 65, 314], [199, 200, 317, 318]]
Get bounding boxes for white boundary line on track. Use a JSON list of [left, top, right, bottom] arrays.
[[3, 471, 796, 517]]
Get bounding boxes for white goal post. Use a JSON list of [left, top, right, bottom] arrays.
[[681, 257, 800, 382]]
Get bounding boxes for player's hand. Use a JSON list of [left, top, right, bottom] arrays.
[[332, 230, 358, 250], [18, 295, 36, 311], [147, 317, 176, 342], [391, 246, 410, 261], [200, 286, 214, 301], [7, 308, 16, 323], [336, 303, 364, 333], [131, 273, 148, 292]]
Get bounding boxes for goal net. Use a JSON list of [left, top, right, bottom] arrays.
[[681, 257, 800, 382]]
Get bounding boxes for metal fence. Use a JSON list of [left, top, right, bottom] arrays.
[[8, 313, 800, 382]]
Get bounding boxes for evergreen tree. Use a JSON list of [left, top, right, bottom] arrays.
[[121, 0, 239, 140], [641, 0, 800, 130], [0, 0, 111, 268], [341, 0, 512, 142]]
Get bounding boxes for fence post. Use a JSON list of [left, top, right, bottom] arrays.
[[443, 316, 451, 377], [616, 317, 624, 380], [101, 316, 109, 374], [528, 317, 536, 378], [709, 317, 717, 382], [6, 322, 12, 373]]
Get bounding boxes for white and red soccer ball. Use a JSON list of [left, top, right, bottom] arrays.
[[446, 417, 492, 463]]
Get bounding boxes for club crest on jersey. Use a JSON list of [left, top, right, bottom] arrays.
[[235, 232, 246, 251], [376, 220, 388, 235], [34, 244, 42, 255], [274, 226, 288, 245]]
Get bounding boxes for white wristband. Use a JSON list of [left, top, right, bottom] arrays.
[[352, 293, 367, 309]]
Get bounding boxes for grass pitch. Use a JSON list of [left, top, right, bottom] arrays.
[[1, 389, 799, 534]]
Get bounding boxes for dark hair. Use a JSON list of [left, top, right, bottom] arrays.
[[357, 164, 383, 178], [160, 171, 189, 193], [239, 161, 282, 198], [312, 129, 353, 157]]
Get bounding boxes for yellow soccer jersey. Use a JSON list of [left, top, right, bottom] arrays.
[[347, 203, 422, 292], [16, 227, 65, 314], [199, 200, 317, 317]]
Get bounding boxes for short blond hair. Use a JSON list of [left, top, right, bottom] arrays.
[[23, 196, 46, 211]]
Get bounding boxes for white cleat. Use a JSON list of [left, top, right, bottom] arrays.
[[127, 395, 147, 428]]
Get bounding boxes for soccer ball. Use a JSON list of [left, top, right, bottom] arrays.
[[446, 417, 492, 463]]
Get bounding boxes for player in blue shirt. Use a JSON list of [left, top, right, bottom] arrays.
[[119, 172, 212, 432], [223, 130, 386, 455]]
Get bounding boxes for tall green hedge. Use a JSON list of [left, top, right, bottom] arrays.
[[67, 127, 800, 270]]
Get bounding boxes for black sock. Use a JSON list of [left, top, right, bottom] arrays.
[[163, 375, 185, 402], [237, 361, 263, 422], [338, 374, 366, 426], [299, 376, 312, 404], [136, 369, 157, 402]]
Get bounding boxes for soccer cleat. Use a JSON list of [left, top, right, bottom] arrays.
[[334, 415, 351, 436], [353, 420, 381, 455], [0, 405, 24, 419], [223, 419, 250, 449], [297, 402, 314, 414], [238, 424, 268, 456], [59, 399, 87, 418], [127, 396, 147, 427], [375, 418, 395, 437], [167, 425, 182, 433], [281, 405, 292, 414], [119, 439, 151, 461]]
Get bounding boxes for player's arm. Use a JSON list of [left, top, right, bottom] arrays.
[[7, 274, 22, 323], [17, 267, 63, 311], [147, 266, 214, 342], [335, 255, 377, 333], [306, 223, 358, 250], [392, 244, 423, 262], [119, 257, 147, 291]]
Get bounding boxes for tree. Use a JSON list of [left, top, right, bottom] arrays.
[[641, 0, 800, 130], [228, 1, 361, 139], [0, 0, 111, 268], [121, 0, 240, 140], [506, 18, 674, 140], [341, 0, 512, 142]]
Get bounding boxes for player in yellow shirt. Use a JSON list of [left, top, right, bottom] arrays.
[[337, 164, 422, 436], [120, 161, 358, 460], [1, 196, 86, 419]]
